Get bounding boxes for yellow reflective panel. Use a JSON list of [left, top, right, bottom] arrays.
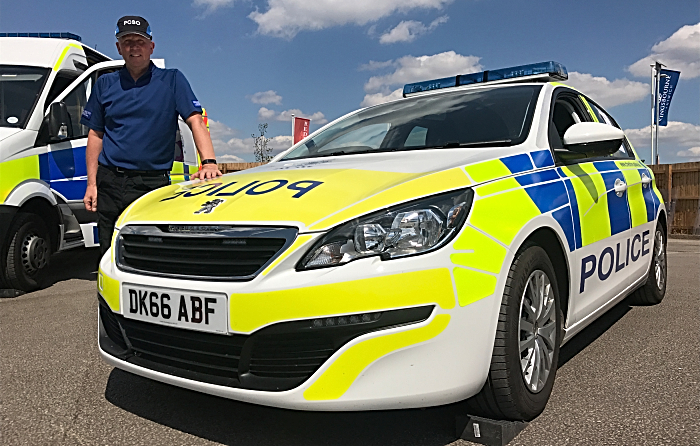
[[550, 82, 581, 93], [98, 268, 120, 311], [579, 96, 599, 122], [119, 169, 418, 228], [310, 167, 471, 230], [469, 188, 540, 246], [170, 161, 186, 184], [451, 226, 507, 274], [475, 177, 520, 197], [562, 163, 611, 246], [464, 159, 511, 184], [53, 43, 83, 71], [303, 314, 450, 401], [261, 234, 313, 276], [619, 167, 647, 228], [649, 170, 664, 204], [0, 155, 40, 203], [453, 267, 498, 306], [230, 269, 455, 333]]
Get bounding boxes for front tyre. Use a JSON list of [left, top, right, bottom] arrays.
[[467, 243, 562, 421], [629, 224, 667, 305], [4, 213, 51, 292]]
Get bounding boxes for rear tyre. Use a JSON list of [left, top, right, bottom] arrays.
[[629, 224, 667, 305], [466, 243, 562, 421], [4, 213, 51, 292]]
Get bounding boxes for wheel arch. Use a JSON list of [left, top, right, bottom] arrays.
[[515, 226, 572, 327], [17, 197, 62, 253]]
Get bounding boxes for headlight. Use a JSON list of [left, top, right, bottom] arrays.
[[298, 188, 474, 270]]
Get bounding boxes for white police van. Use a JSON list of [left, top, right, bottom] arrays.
[[97, 61, 667, 421], [0, 33, 200, 292]]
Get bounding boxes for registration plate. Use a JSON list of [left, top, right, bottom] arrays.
[[121, 284, 228, 334]]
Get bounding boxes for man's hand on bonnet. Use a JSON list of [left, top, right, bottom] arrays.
[[190, 163, 222, 180]]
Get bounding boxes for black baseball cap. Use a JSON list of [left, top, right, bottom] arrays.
[[115, 16, 152, 40]]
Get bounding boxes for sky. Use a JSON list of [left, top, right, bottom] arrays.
[[2, 0, 698, 163]]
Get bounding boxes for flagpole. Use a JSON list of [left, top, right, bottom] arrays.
[[291, 113, 295, 146], [650, 64, 655, 165], [655, 63, 660, 165]]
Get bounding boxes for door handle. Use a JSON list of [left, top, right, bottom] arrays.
[[614, 178, 627, 197], [641, 173, 652, 188]]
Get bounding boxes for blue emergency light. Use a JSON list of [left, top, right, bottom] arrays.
[[403, 61, 568, 97], [0, 32, 82, 41]]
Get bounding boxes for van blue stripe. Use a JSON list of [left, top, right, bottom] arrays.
[[523, 180, 568, 213], [553, 206, 576, 252], [51, 179, 86, 201], [600, 171, 631, 235], [514, 169, 559, 187], [639, 168, 657, 222], [531, 150, 554, 168], [593, 161, 618, 173], [561, 176, 582, 249], [72, 146, 87, 177], [500, 154, 533, 174], [48, 148, 76, 180], [38, 153, 50, 181]]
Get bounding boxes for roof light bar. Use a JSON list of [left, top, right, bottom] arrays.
[[403, 61, 568, 97], [0, 32, 82, 42]]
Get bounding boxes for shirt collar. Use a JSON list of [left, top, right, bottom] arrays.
[[119, 61, 156, 86]]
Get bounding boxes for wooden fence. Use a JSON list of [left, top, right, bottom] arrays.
[[217, 161, 700, 235], [217, 162, 265, 174], [651, 162, 700, 235]]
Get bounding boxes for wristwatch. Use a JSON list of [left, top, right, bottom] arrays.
[[201, 159, 217, 165]]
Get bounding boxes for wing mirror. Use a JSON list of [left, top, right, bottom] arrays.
[[562, 122, 625, 156], [47, 102, 72, 141]]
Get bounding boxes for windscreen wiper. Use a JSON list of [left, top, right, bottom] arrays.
[[422, 139, 513, 149]]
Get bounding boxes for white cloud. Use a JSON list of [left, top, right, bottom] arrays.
[[257, 107, 328, 125], [676, 146, 700, 159], [359, 60, 396, 71], [628, 22, 700, 78], [360, 88, 403, 107], [249, 0, 453, 39], [219, 154, 246, 163], [193, 0, 235, 17], [379, 15, 448, 44], [624, 121, 700, 149], [363, 51, 482, 95], [248, 90, 283, 105], [564, 72, 648, 108]]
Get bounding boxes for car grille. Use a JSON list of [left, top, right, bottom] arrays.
[[116, 225, 297, 280], [99, 297, 434, 391]]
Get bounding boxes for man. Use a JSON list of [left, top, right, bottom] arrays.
[[82, 16, 222, 257]]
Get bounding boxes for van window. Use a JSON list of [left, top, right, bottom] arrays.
[[62, 78, 91, 138], [44, 70, 80, 111], [0, 65, 50, 128]]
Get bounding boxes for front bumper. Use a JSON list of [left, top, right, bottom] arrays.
[[97, 235, 505, 410]]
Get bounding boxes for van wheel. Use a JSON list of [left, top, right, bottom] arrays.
[[466, 243, 562, 421], [4, 213, 51, 292], [629, 224, 667, 305]]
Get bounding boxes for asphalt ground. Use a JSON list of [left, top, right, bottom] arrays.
[[1, 239, 698, 446]]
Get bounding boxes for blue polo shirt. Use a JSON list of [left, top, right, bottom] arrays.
[[80, 62, 202, 170]]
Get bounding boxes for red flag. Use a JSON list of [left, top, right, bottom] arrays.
[[293, 117, 311, 144]]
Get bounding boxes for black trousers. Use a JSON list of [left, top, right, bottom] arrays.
[[97, 165, 170, 258]]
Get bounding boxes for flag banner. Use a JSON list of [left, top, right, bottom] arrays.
[[657, 69, 680, 126], [293, 117, 311, 144]]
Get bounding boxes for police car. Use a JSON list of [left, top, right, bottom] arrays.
[[0, 34, 200, 292], [97, 61, 667, 421]]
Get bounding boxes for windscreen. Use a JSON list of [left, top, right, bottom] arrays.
[[282, 85, 542, 160], [0, 65, 50, 128]]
